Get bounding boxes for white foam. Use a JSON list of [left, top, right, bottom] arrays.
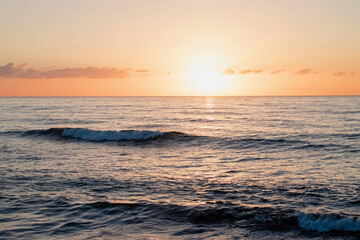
[[61, 128, 166, 141], [297, 213, 360, 232]]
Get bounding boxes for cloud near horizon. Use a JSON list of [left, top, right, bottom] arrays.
[[333, 72, 346, 76], [333, 71, 357, 77], [222, 68, 236, 75], [222, 68, 263, 75], [295, 68, 313, 75], [239, 69, 262, 74], [270, 69, 286, 74], [135, 69, 149, 73], [0, 62, 131, 79]]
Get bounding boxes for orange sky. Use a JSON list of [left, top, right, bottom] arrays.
[[0, 0, 359, 96]]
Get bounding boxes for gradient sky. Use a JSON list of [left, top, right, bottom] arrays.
[[1, 0, 359, 96]]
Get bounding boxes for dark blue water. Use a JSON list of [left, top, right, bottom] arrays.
[[1, 97, 359, 239]]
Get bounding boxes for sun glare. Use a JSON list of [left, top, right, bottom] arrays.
[[187, 63, 230, 96]]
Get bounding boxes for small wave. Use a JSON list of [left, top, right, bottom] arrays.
[[79, 200, 298, 229], [23, 127, 187, 141], [349, 199, 360, 204], [297, 213, 360, 232], [334, 133, 360, 139], [219, 137, 306, 150], [3, 196, 360, 238], [294, 143, 344, 150]]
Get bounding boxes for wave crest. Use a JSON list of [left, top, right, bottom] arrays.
[[24, 127, 186, 141], [297, 213, 360, 232]]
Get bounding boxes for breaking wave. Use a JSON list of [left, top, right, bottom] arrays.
[[23, 127, 187, 141], [297, 213, 360, 232], [16, 128, 355, 152]]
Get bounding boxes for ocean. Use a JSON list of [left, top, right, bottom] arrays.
[[0, 96, 359, 239]]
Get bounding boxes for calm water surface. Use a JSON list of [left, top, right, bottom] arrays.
[[0, 96, 359, 239]]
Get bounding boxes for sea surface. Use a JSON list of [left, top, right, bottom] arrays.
[[0, 96, 359, 239]]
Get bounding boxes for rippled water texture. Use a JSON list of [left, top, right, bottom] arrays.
[[0, 96, 359, 239]]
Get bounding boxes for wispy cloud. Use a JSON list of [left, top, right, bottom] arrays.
[[222, 68, 236, 75], [295, 68, 312, 75], [270, 69, 286, 74], [0, 62, 131, 79], [333, 71, 346, 76], [239, 69, 252, 74], [333, 71, 357, 77], [135, 69, 149, 73], [239, 69, 262, 74], [222, 67, 263, 75]]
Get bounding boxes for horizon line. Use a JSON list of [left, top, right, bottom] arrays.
[[1, 95, 359, 98]]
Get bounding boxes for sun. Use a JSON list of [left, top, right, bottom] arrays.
[[186, 63, 231, 96], [191, 66, 222, 93]]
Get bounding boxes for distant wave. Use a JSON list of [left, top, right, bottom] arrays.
[[23, 127, 187, 141], [217, 137, 352, 151], [217, 137, 305, 150]]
